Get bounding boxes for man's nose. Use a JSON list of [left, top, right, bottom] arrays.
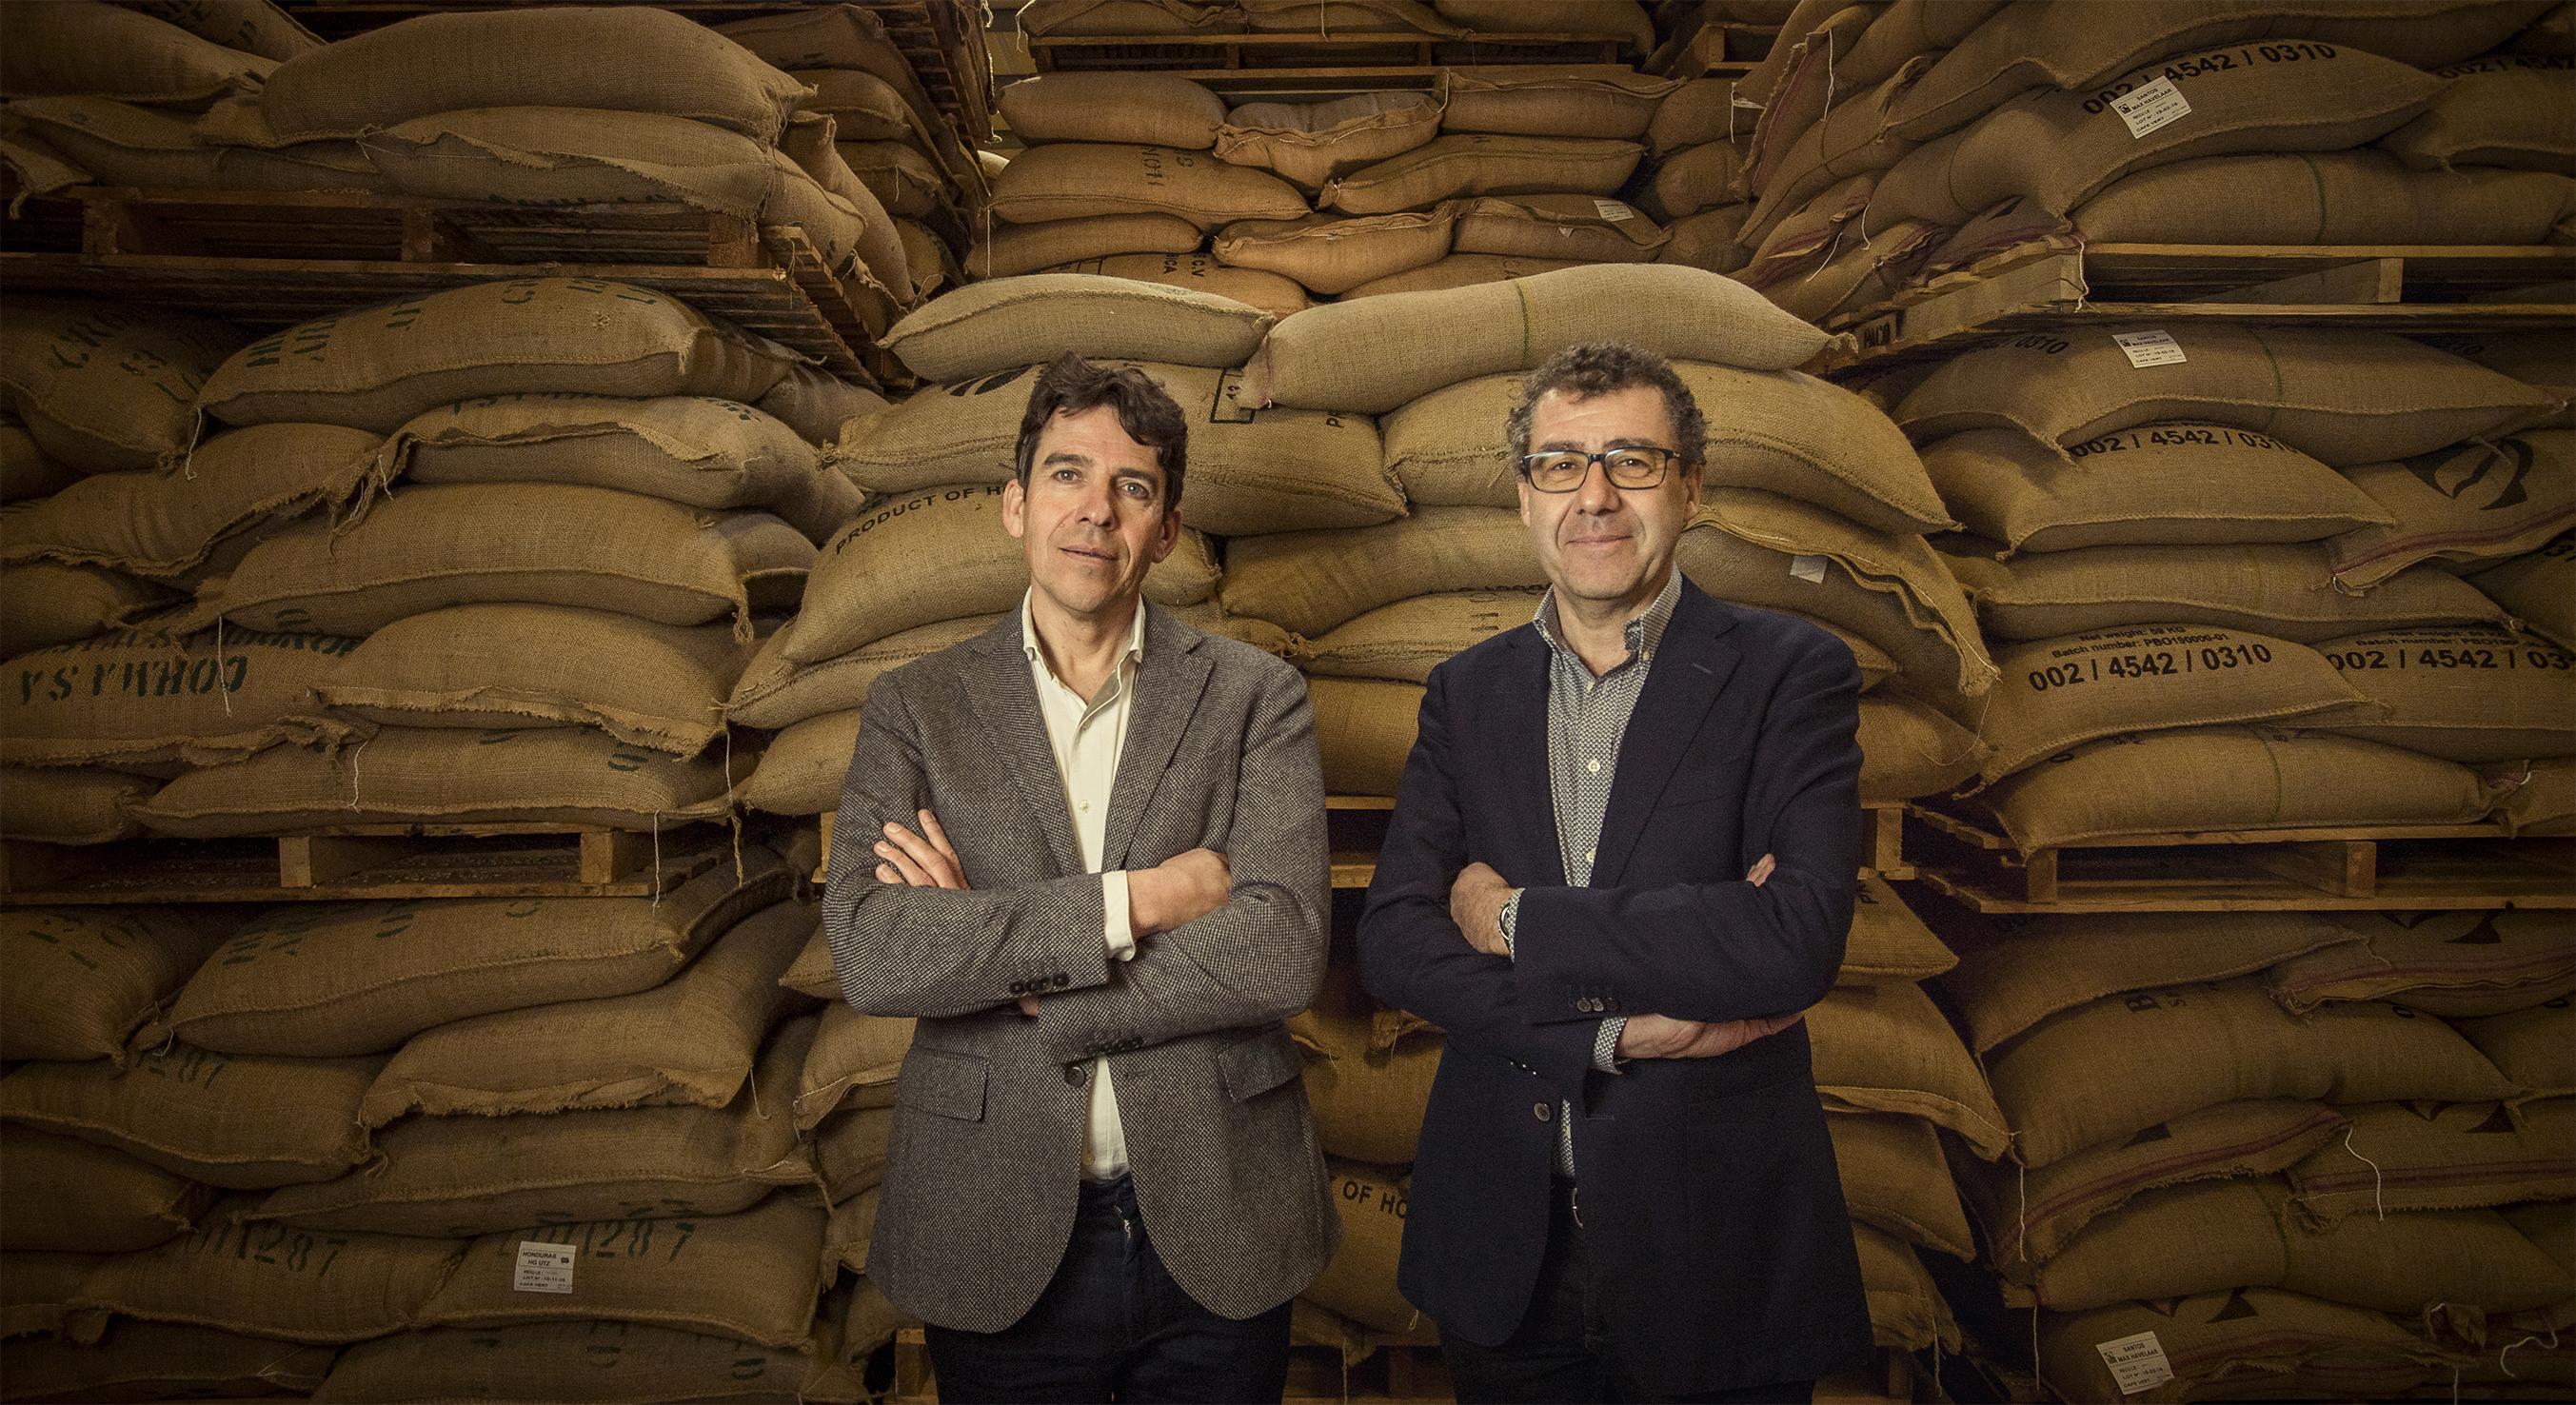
[[1573, 458, 1623, 514]]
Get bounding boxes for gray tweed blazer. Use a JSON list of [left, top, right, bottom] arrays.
[[821, 604, 1338, 1332]]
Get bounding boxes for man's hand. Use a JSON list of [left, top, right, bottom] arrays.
[[1128, 847, 1231, 938], [1616, 1009, 1805, 1059], [873, 812, 1040, 1016], [1449, 861, 1515, 957]]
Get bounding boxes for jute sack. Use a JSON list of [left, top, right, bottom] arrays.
[[2312, 625, 2576, 763], [1975, 625, 2367, 784], [190, 485, 814, 638], [1853, 1223, 1961, 1354], [1857, 687, 1985, 801], [1307, 677, 1425, 797], [788, 485, 1219, 662], [67, 1195, 464, 1343], [1224, 506, 1539, 638], [2033, 1177, 2570, 1314], [718, 5, 955, 155], [816, 1102, 893, 1200], [1649, 137, 1759, 224], [1694, 492, 1993, 693], [1245, 0, 1458, 32], [1321, 134, 1644, 215], [1842, 874, 1954, 982], [765, 164, 895, 327], [1829, 1113, 1975, 1260], [2460, 999, 2574, 1097], [0, 119, 88, 207], [1961, 543, 2509, 643], [0, 563, 175, 658], [2418, 331, 2575, 429], [1, 423, 383, 578], [795, 1001, 917, 1132], [2040, 1288, 2452, 1405], [1340, 253, 1582, 297], [0, 907, 230, 1063], [1000, 72, 1228, 149], [314, 605, 754, 756], [1306, 1159, 1413, 1333], [2330, 431, 2575, 587], [0, 299, 238, 474], [415, 1193, 827, 1349], [2268, 910, 2576, 1019], [315, 1321, 818, 1405], [739, 709, 860, 815], [1920, 424, 2397, 555], [0, 1130, 215, 1253], [778, 123, 917, 302], [1215, 92, 1443, 192], [769, 456, 868, 546], [2473, 532, 2576, 653], [761, 366, 889, 447], [880, 274, 1275, 382], [2491, 756, 2576, 839], [1975, 727, 2493, 853], [836, 140, 953, 220], [2289, 1098, 2574, 1227], [989, 144, 1308, 229], [9, 1322, 338, 1401], [1884, 0, 2545, 144], [1214, 212, 1456, 295], [358, 897, 812, 1125], [1943, 910, 2372, 1057], [1986, 976, 2517, 1168], [1437, 67, 1678, 140], [258, 5, 807, 142], [0, 766, 149, 844], [1380, 365, 1952, 533], [4, 1251, 96, 1339], [1451, 194, 1668, 263], [1, 419, 78, 503], [2072, 150, 2576, 246], [2386, 53, 2576, 171], [799, 69, 920, 142], [1287, 957, 1441, 1165], [198, 280, 800, 434], [731, 615, 993, 733], [1042, 254, 1315, 321], [1892, 326, 2560, 468], [0, 1, 273, 103], [1435, 0, 1650, 42], [1808, 980, 2011, 1159], [1295, 589, 1539, 683], [1649, 79, 1748, 157], [1659, 206, 1752, 273], [133, 724, 740, 838], [967, 213, 1203, 280], [1840, 0, 2006, 87], [357, 108, 774, 215], [0, 1044, 380, 1188], [833, 360, 1399, 536], [122, 0, 325, 61], [1744, 219, 1940, 328], [162, 847, 795, 1059], [1, 627, 363, 769], [2, 97, 384, 194], [253, 1018, 816, 1238], [822, 1184, 883, 1281], [1959, 1098, 2344, 1267], [894, 219, 961, 304], [1250, 263, 1825, 411]]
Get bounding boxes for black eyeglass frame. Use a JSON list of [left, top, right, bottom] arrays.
[[1516, 445, 1692, 493]]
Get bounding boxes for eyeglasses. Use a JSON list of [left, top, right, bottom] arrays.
[[1519, 446, 1687, 493]]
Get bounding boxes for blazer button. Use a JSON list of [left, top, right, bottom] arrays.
[[1063, 1063, 1086, 1086], [1053, 973, 1070, 988], [1534, 1102, 1554, 1122]]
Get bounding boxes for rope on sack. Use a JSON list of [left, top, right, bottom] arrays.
[[2339, 1124, 2388, 1220], [650, 811, 664, 908], [2498, 1329, 2559, 1379]]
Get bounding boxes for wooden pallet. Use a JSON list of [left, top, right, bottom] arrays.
[[0, 825, 727, 905], [0, 187, 899, 381], [1027, 30, 1638, 85], [1819, 242, 2576, 372], [1646, 19, 1776, 78], [1906, 806, 2576, 914]]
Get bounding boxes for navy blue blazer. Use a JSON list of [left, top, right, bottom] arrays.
[[1357, 580, 1874, 1395]]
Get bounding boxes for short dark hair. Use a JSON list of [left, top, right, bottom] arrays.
[[1013, 354, 1188, 514], [1506, 342, 1708, 475]]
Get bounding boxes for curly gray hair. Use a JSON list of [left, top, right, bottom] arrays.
[[1505, 342, 1708, 474]]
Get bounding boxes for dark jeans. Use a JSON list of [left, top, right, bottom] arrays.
[[1443, 1181, 1817, 1405], [924, 1174, 1293, 1404]]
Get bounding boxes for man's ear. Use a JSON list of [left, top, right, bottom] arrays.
[[1150, 501, 1182, 564], [1001, 475, 1027, 540]]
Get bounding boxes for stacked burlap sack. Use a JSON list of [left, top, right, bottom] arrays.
[[0, 277, 874, 844], [1928, 904, 2574, 1401], [1878, 324, 2575, 841], [1723, 0, 2573, 327], [0, 849, 909, 1402], [1016, 0, 1655, 49]]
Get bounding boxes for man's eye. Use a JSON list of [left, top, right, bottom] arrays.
[[1120, 480, 1151, 499], [1053, 468, 1080, 483]]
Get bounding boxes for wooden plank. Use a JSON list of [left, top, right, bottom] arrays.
[[2190, 256, 2402, 306], [0, 833, 724, 905], [2239, 839, 2376, 899], [279, 835, 412, 888], [578, 830, 653, 886]]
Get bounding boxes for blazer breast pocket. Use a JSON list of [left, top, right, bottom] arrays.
[[895, 1047, 988, 1122]]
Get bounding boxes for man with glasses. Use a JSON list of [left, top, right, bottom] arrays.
[[1359, 343, 1872, 1402], [825, 355, 1337, 1402]]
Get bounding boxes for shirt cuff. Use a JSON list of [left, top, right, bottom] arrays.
[[1498, 888, 1522, 959], [1101, 870, 1136, 960], [1593, 1017, 1627, 1074]]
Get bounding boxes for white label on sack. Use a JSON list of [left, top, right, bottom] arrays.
[[1789, 555, 1829, 584], [1593, 199, 1636, 223], [2095, 1330, 2174, 1395], [512, 1241, 577, 1294], [2110, 76, 2191, 139], [2112, 329, 2187, 368]]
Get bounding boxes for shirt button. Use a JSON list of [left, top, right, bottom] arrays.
[[1078, 801, 1090, 812], [1587, 759, 1601, 775], [1535, 1103, 1554, 1122], [1585, 848, 1595, 864]]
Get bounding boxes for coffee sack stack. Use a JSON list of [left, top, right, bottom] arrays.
[[1727, 0, 2570, 327], [1018, 0, 1655, 49]]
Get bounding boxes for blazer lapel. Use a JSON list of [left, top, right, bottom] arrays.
[[1498, 626, 1568, 889], [961, 614, 1081, 880], [1102, 606, 1215, 872], [1591, 587, 1740, 887]]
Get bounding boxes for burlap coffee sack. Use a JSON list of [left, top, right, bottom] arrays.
[[1857, 687, 1986, 801], [2, 627, 363, 769], [2287, 1098, 2574, 1227], [1339, 252, 1583, 297], [2330, 431, 2574, 588], [315, 1320, 817, 1405], [358, 108, 774, 215], [2, 564, 170, 657], [4, 96, 383, 194], [1213, 211, 1456, 295], [0, 1130, 216, 1254], [1294, 589, 1540, 684], [1829, 1113, 1974, 1261], [2458, 999, 2574, 1098], [990, 142, 1307, 229], [1321, 133, 1643, 216], [2268, 910, 2575, 1019], [736, 709, 861, 816], [0, 1044, 381, 1188], [2472, 532, 2575, 653], [7, 1321, 338, 1401], [967, 213, 1203, 280], [1449, 193, 1668, 264], [1437, 66, 1677, 140], [0, 765, 150, 844], [0, 1, 274, 104], [2, 423, 382, 578], [2038, 1287, 2453, 1405], [0, 905, 232, 1063], [2072, 150, 2576, 247], [1960, 543, 2507, 643], [1304, 1159, 1413, 1333], [1807, 979, 2009, 1161], [881, 274, 1274, 383], [1853, 1223, 1961, 1353], [0, 298, 239, 474], [1649, 78, 1751, 157], [2386, 52, 2576, 171], [1000, 72, 1228, 148], [1215, 92, 1440, 192], [1040, 254, 1313, 321], [2310, 625, 2576, 763]]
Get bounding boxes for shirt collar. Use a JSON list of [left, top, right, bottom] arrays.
[[1020, 589, 1148, 674], [1532, 567, 1683, 676]]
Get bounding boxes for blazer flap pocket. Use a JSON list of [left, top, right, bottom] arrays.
[[1219, 1028, 1303, 1103], [896, 1048, 987, 1121]]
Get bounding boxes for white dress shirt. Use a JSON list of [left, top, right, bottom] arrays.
[[1020, 591, 1144, 1181]]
